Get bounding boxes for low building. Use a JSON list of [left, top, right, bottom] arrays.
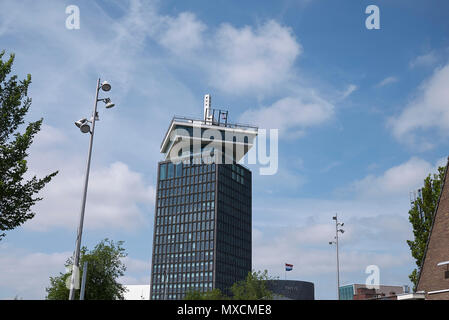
[[266, 280, 314, 300], [339, 284, 404, 300], [123, 285, 150, 300], [396, 292, 425, 300]]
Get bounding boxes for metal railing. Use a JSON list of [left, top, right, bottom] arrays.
[[171, 115, 258, 130], [160, 116, 258, 149]]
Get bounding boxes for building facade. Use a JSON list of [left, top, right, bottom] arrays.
[[339, 284, 404, 300], [416, 158, 449, 300], [266, 280, 314, 300], [150, 95, 257, 300]]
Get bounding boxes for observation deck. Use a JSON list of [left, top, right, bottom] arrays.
[[160, 95, 258, 163]]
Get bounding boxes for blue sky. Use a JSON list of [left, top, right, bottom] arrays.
[[1, 0, 449, 300]]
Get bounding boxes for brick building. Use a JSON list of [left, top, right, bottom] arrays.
[[339, 284, 404, 300], [416, 158, 449, 300]]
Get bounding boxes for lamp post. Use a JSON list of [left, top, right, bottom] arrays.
[[68, 78, 115, 300], [329, 213, 344, 300]]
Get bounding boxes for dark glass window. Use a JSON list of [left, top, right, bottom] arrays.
[[176, 163, 182, 177], [160, 163, 167, 180], [168, 162, 174, 178]]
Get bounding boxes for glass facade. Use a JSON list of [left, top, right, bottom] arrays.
[[339, 285, 354, 300], [150, 160, 251, 300], [215, 164, 252, 295]]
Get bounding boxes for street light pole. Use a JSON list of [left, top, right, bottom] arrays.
[[335, 214, 340, 300], [69, 78, 114, 300], [329, 213, 344, 300]]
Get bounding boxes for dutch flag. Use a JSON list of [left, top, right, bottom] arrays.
[[285, 263, 293, 271]]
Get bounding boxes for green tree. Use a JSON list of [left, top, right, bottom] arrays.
[[183, 270, 276, 300], [184, 288, 227, 300], [230, 270, 276, 300], [0, 50, 58, 240], [407, 166, 445, 291], [46, 239, 128, 300]]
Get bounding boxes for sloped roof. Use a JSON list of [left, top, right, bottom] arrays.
[[416, 157, 449, 291]]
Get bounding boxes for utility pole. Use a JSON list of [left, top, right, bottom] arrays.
[[329, 213, 344, 300]]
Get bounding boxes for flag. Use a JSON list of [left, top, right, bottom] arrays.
[[285, 263, 293, 271]]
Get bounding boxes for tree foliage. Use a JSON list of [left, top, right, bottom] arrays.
[[407, 166, 445, 291], [184, 288, 228, 300], [46, 239, 128, 300], [230, 270, 275, 300], [184, 270, 276, 300], [0, 50, 58, 240]]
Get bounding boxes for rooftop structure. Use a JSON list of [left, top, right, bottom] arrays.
[[160, 94, 258, 164]]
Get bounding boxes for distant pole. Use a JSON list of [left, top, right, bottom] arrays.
[[336, 215, 340, 300], [80, 261, 88, 300], [329, 214, 344, 300]]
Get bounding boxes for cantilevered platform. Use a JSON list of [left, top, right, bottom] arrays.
[[160, 95, 258, 163]]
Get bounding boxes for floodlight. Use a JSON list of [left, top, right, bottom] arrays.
[[74, 118, 90, 133], [101, 81, 111, 92]]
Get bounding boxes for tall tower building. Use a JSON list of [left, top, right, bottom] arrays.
[[150, 95, 258, 300]]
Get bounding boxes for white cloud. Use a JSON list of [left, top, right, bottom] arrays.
[[340, 84, 358, 99], [388, 63, 449, 145], [122, 256, 151, 273], [376, 76, 398, 87], [321, 161, 342, 173], [150, 16, 302, 94], [409, 51, 438, 69], [252, 223, 412, 277], [0, 249, 70, 299], [254, 164, 307, 194], [22, 125, 155, 232], [119, 256, 151, 286], [350, 157, 445, 199], [0, 0, 325, 147], [251, 197, 415, 298], [0, 247, 151, 299], [94, 3, 302, 95], [28, 161, 155, 232], [209, 20, 302, 94], [157, 12, 207, 55], [239, 93, 334, 138], [250, 156, 449, 278], [33, 124, 68, 147]]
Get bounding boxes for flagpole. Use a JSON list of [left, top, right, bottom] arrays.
[[284, 263, 286, 280]]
